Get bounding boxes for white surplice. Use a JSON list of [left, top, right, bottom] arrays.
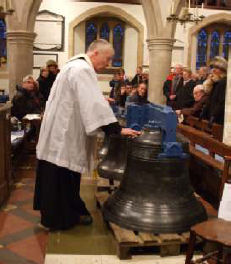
[[36, 54, 116, 173]]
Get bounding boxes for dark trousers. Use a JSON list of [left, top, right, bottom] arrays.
[[34, 160, 90, 230]]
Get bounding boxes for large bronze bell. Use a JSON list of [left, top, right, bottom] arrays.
[[103, 128, 207, 233], [97, 135, 128, 181]]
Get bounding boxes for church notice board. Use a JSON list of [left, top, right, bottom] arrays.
[[34, 10, 65, 51]]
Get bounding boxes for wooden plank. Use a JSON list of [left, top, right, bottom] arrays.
[[139, 232, 154, 242], [189, 145, 224, 171], [138, 232, 161, 244], [110, 222, 139, 244], [177, 124, 231, 157], [95, 191, 109, 208], [159, 233, 182, 243], [160, 244, 180, 257], [181, 232, 190, 242]]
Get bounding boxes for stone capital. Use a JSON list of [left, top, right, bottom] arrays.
[[6, 31, 36, 45], [147, 38, 175, 51]]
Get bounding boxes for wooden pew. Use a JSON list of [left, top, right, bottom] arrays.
[[0, 102, 12, 207], [184, 116, 223, 142], [177, 123, 231, 209]]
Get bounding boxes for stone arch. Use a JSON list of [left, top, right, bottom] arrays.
[[69, 5, 144, 67], [187, 12, 231, 70]]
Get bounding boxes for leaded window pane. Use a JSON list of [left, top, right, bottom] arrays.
[[196, 29, 207, 69], [85, 21, 97, 51], [0, 19, 6, 61], [210, 31, 220, 59], [112, 24, 124, 67], [100, 22, 110, 41], [223, 31, 231, 60]]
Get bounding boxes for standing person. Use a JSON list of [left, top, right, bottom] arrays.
[[196, 66, 209, 85], [170, 64, 184, 109], [163, 68, 175, 106], [175, 68, 195, 110], [201, 56, 227, 125], [46, 59, 60, 89], [37, 66, 50, 105], [131, 66, 143, 86], [34, 39, 140, 231]]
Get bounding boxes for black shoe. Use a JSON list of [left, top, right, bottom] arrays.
[[79, 215, 93, 225]]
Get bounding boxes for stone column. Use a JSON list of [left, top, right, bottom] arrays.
[[6, 31, 36, 98], [223, 50, 231, 145], [147, 38, 175, 104]]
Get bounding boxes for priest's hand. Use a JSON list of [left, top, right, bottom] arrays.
[[121, 128, 141, 138]]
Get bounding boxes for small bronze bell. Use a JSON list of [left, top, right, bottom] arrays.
[[97, 134, 128, 181], [98, 136, 110, 160], [103, 128, 207, 233]]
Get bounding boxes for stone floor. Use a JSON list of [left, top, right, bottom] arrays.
[[0, 153, 218, 264], [0, 165, 48, 264]]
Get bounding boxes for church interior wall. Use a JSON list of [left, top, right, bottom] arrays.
[[172, 8, 231, 69], [1, 1, 231, 95], [30, 0, 146, 93]]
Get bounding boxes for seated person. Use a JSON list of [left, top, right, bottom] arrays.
[[12, 75, 42, 120], [175, 84, 208, 118], [125, 82, 133, 96], [175, 68, 195, 110], [128, 81, 148, 104]]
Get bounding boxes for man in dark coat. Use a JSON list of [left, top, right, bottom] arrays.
[[37, 66, 50, 104], [131, 66, 143, 86], [201, 56, 227, 125], [46, 59, 60, 89], [196, 66, 209, 85], [175, 68, 195, 110], [12, 75, 42, 120], [163, 71, 175, 106]]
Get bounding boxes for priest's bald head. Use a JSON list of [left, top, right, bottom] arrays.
[[87, 39, 114, 73]]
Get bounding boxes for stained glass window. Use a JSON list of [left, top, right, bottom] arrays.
[[0, 19, 6, 63], [100, 22, 110, 41], [210, 31, 220, 59], [223, 31, 231, 60], [112, 24, 124, 67], [196, 29, 207, 69], [85, 21, 97, 51]]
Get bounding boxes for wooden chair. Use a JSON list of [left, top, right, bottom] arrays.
[[185, 219, 231, 264], [185, 180, 231, 264]]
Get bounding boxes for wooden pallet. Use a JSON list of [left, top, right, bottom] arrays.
[[109, 222, 191, 259], [96, 178, 120, 193], [95, 191, 195, 260]]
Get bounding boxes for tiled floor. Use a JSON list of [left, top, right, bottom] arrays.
[[0, 152, 221, 264], [0, 155, 49, 264]]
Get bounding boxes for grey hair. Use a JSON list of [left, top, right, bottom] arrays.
[[22, 75, 34, 83], [194, 84, 205, 93], [87, 39, 114, 53]]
